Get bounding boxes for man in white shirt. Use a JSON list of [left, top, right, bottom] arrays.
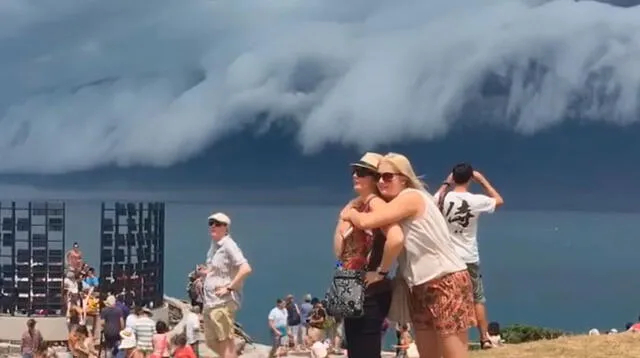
[[435, 163, 504, 349], [125, 306, 141, 329], [201, 212, 252, 358], [268, 299, 289, 358]]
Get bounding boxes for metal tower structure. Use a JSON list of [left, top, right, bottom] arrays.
[[99, 202, 165, 308], [0, 201, 65, 316]]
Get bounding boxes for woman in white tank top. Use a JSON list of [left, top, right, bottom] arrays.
[[342, 153, 476, 358]]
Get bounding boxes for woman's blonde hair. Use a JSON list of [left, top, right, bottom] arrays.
[[379, 152, 428, 192]]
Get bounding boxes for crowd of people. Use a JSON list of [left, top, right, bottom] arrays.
[[266, 294, 416, 358], [191, 152, 506, 358], [15, 151, 503, 358], [266, 294, 342, 357], [63, 242, 102, 334], [56, 240, 203, 358]]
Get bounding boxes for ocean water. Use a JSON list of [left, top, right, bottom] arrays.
[[61, 201, 640, 345]]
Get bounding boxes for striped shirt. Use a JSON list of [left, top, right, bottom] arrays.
[[203, 235, 248, 309], [133, 316, 156, 351]]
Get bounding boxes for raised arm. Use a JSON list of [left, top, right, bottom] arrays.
[[434, 173, 453, 200], [344, 191, 423, 230], [473, 171, 504, 207]]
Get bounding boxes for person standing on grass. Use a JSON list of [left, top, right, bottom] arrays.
[[435, 163, 504, 350]]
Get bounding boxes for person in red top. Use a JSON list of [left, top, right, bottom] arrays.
[[173, 334, 197, 358], [333, 153, 405, 358]]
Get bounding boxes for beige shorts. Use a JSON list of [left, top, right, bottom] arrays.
[[203, 305, 236, 347]]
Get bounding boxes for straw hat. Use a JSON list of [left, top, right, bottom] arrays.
[[119, 329, 136, 349], [350, 152, 383, 171]]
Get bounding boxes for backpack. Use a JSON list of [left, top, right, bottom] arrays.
[[286, 303, 301, 326]]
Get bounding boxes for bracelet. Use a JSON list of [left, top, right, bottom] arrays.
[[441, 182, 451, 187]]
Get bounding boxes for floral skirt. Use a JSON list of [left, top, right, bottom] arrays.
[[410, 270, 477, 335]]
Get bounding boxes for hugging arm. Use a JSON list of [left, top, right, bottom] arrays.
[[333, 202, 354, 258], [347, 191, 422, 230], [369, 197, 404, 272]]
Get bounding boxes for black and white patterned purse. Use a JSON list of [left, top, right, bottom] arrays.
[[325, 267, 366, 319]]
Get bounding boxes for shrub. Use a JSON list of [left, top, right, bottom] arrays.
[[501, 324, 566, 344]]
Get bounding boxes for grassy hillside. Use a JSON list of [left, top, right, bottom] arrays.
[[470, 333, 640, 358]]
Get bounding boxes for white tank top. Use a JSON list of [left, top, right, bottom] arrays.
[[397, 188, 467, 287]]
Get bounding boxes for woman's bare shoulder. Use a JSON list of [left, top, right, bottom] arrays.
[[368, 196, 386, 208]]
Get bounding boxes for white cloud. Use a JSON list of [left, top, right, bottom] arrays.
[[0, 0, 638, 173]]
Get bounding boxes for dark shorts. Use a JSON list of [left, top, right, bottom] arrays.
[[410, 270, 477, 335], [466, 262, 486, 304]]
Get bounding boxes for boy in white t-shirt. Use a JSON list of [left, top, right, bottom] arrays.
[[435, 163, 504, 349]]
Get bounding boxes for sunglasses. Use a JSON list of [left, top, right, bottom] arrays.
[[379, 172, 402, 183], [208, 219, 227, 227], [352, 167, 379, 178]]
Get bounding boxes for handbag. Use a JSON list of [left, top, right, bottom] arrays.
[[387, 275, 413, 325], [324, 267, 366, 318], [325, 196, 379, 319]]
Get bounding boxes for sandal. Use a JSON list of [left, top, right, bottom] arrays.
[[481, 340, 493, 350]]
